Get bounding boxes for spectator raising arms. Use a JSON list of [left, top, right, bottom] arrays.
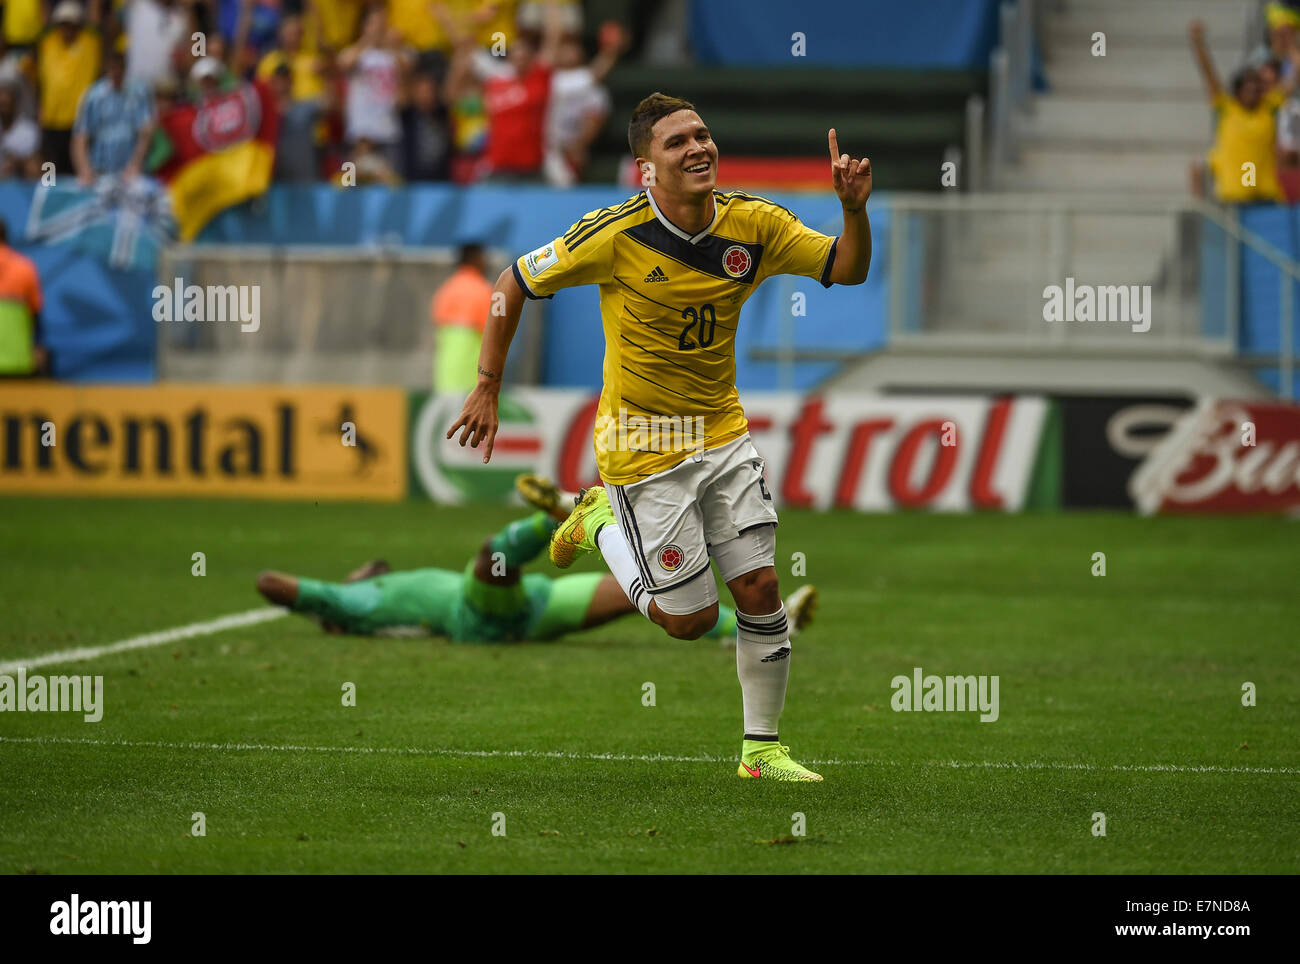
[[338, 7, 410, 169], [72, 50, 154, 184], [257, 13, 328, 102], [124, 0, 191, 88], [1192, 18, 1300, 202], [444, 0, 564, 182], [543, 21, 626, 188], [38, 1, 102, 175]]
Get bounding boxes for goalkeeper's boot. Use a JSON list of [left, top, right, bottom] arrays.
[[737, 740, 823, 782], [785, 584, 818, 636], [515, 473, 562, 515], [548, 486, 615, 569], [344, 559, 391, 584]]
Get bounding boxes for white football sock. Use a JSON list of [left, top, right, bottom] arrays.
[[596, 523, 653, 619], [735, 606, 790, 740]]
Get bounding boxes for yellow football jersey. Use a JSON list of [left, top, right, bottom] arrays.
[[513, 189, 837, 484]]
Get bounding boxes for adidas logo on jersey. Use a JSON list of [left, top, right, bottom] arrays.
[[643, 266, 670, 283]]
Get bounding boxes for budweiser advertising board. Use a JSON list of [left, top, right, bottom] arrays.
[[1130, 399, 1300, 515]]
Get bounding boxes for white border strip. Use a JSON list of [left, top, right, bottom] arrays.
[[0, 608, 287, 674], [0, 736, 1294, 775]]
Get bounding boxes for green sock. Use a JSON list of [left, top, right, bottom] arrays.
[[703, 604, 739, 640], [489, 511, 558, 568]]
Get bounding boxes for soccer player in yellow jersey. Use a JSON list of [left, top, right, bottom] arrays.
[[448, 92, 872, 781]]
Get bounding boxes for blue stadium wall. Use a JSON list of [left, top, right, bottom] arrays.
[[1230, 205, 1300, 396], [5, 182, 889, 390], [8, 177, 1292, 395], [688, 0, 1003, 69], [202, 185, 889, 391]]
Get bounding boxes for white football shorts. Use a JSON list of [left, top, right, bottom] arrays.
[[604, 434, 778, 616]]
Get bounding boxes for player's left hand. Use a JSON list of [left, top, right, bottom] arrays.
[[829, 128, 871, 209]]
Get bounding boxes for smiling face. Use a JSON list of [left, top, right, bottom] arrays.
[[640, 109, 718, 201]]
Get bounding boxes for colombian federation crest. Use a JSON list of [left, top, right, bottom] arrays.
[[721, 244, 751, 278], [658, 544, 685, 571]]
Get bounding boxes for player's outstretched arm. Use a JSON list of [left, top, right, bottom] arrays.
[[826, 128, 872, 286], [445, 267, 527, 463]]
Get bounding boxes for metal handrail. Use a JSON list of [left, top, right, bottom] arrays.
[[987, 0, 1037, 188], [1195, 202, 1297, 397], [883, 193, 1297, 398]]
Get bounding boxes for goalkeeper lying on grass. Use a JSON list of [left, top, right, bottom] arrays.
[[256, 474, 818, 644]]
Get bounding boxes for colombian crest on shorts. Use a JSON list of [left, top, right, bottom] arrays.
[[658, 544, 685, 571]]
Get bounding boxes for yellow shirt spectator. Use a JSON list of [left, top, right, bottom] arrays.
[[311, 0, 365, 53], [1267, 2, 1300, 31], [392, 0, 513, 54], [4, 0, 44, 46], [38, 28, 101, 130], [257, 49, 326, 100], [1208, 87, 1286, 202], [475, 0, 518, 48], [389, 0, 443, 51]]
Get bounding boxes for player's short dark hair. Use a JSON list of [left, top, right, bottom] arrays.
[[627, 92, 696, 158], [457, 243, 485, 266]]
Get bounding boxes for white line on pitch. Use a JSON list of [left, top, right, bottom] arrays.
[[0, 608, 288, 674], [0, 736, 1295, 776]]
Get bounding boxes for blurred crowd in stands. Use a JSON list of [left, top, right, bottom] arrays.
[[1193, 0, 1300, 204], [0, 0, 629, 187]]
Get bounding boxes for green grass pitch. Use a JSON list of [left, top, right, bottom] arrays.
[[1, 497, 1297, 874]]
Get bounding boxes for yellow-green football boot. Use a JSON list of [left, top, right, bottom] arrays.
[[737, 741, 823, 782], [548, 486, 615, 569]]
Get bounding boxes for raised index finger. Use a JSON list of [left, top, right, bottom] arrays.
[[828, 128, 840, 166]]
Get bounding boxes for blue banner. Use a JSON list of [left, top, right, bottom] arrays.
[[687, 0, 1002, 69], [0, 180, 162, 382]]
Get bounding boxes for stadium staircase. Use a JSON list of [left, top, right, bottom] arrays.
[[829, 0, 1276, 400], [1008, 0, 1257, 194]]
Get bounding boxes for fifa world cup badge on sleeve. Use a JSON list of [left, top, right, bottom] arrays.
[[525, 244, 558, 277]]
